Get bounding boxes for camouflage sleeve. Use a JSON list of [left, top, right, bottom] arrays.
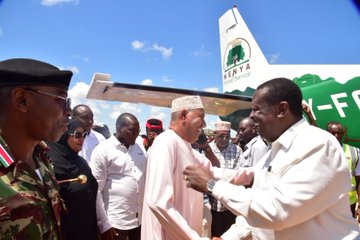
[[0, 146, 63, 240], [0, 175, 47, 239]]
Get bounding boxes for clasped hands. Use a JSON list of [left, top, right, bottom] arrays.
[[183, 165, 215, 193]]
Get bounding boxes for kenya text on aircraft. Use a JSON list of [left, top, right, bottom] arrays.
[[219, 7, 360, 148]]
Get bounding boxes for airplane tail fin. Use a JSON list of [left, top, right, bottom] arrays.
[[219, 7, 269, 93]]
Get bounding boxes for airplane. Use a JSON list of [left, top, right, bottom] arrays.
[[87, 6, 360, 148]]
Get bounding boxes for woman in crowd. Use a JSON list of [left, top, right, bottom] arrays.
[[47, 119, 98, 240]]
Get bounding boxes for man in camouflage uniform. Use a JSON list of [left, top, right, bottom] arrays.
[[0, 58, 73, 239]]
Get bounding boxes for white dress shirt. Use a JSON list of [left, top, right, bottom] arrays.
[[90, 135, 147, 233], [79, 130, 105, 163], [241, 135, 269, 167], [213, 118, 359, 240]]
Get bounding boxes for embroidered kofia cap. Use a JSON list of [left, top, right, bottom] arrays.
[[0, 58, 73, 89], [214, 121, 231, 131], [171, 95, 204, 113]]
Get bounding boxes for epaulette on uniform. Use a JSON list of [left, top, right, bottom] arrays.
[[38, 141, 50, 151], [35, 141, 55, 168]]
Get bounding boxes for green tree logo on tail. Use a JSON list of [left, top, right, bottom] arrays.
[[226, 45, 245, 67], [222, 38, 252, 90]]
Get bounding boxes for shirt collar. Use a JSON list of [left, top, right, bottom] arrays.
[[109, 134, 125, 147], [210, 141, 231, 153], [109, 134, 136, 150], [245, 135, 260, 148], [273, 118, 308, 151]]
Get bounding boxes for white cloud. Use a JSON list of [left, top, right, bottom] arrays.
[[60, 65, 80, 74], [131, 40, 173, 60], [141, 79, 153, 85], [149, 106, 168, 120], [151, 111, 167, 121], [131, 40, 145, 50], [152, 43, 173, 59], [146, 106, 170, 129], [68, 81, 101, 118], [161, 75, 172, 83], [0, 28, 3, 38], [191, 45, 211, 57], [73, 54, 90, 63], [269, 53, 280, 63], [203, 87, 219, 93], [109, 102, 142, 120], [41, 0, 79, 6], [99, 102, 110, 109], [68, 81, 89, 101]]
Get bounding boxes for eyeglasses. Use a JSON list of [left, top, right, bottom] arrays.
[[24, 87, 71, 112], [70, 131, 89, 139], [217, 134, 231, 139]]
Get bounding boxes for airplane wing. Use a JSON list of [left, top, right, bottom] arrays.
[[86, 73, 252, 116]]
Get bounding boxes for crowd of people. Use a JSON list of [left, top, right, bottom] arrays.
[[0, 58, 359, 240]]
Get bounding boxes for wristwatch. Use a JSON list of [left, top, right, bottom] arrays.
[[204, 146, 212, 153], [207, 179, 217, 194]]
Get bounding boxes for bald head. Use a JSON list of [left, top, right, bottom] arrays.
[[326, 121, 345, 143], [72, 104, 94, 132], [115, 113, 140, 148]]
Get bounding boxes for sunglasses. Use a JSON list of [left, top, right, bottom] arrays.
[[24, 87, 71, 112], [70, 131, 89, 139]]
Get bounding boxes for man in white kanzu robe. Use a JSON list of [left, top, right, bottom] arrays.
[[141, 95, 213, 240]]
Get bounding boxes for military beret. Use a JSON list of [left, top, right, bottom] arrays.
[[0, 58, 73, 89]]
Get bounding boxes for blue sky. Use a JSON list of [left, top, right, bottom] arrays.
[[1, 0, 359, 134]]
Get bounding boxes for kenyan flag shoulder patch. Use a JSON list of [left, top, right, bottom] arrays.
[[0, 144, 14, 168]]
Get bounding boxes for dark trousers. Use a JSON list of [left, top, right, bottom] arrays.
[[114, 226, 141, 240], [351, 203, 356, 218], [211, 210, 236, 237]]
